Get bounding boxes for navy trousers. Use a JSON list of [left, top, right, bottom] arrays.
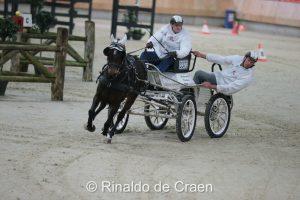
[[140, 51, 174, 72]]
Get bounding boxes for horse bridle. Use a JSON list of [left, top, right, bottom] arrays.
[[105, 45, 129, 81]]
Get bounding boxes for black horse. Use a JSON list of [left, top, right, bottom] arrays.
[[84, 35, 147, 143]]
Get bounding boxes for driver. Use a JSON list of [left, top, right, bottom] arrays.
[[140, 15, 192, 72], [192, 51, 258, 95]]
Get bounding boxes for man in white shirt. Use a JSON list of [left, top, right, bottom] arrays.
[[192, 51, 258, 95], [140, 15, 192, 72]]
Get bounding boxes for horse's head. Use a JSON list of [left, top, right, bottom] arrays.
[[103, 34, 127, 79]]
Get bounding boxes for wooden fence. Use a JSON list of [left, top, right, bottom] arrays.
[[0, 20, 95, 100], [19, 20, 95, 81], [0, 28, 68, 100]]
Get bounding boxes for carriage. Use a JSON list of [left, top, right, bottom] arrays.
[[110, 54, 233, 142]]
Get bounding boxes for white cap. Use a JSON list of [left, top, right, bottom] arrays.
[[246, 50, 258, 61]]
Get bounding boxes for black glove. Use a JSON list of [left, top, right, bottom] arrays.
[[146, 42, 153, 49], [168, 51, 177, 58]]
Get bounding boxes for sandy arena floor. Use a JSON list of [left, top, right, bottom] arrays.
[[1, 19, 300, 200]]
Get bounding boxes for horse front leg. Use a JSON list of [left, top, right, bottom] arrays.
[[85, 92, 102, 132], [103, 105, 120, 143]]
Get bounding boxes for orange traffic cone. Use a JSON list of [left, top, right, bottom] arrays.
[[201, 20, 210, 35], [257, 43, 267, 62], [231, 21, 239, 35], [239, 24, 246, 32]]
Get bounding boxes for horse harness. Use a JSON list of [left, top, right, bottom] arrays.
[[97, 55, 141, 95]]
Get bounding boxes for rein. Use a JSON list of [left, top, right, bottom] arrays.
[[127, 47, 145, 55]]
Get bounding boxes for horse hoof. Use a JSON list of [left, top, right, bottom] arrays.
[[84, 123, 96, 132], [101, 127, 108, 136], [104, 138, 112, 144], [104, 135, 112, 144], [90, 125, 96, 132]]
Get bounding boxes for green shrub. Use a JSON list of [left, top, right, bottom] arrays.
[[29, 24, 40, 33], [132, 28, 145, 35], [123, 10, 145, 40], [0, 17, 19, 42], [36, 11, 56, 33], [30, 0, 44, 22]]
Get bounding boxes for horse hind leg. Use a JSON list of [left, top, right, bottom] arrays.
[[103, 105, 120, 143], [108, 95, 137, 140]]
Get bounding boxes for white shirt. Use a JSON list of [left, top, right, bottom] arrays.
[[148, 24, 192, 59], [206, 53, 255, 95]]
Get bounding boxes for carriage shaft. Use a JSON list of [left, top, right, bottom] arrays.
[[128, 110, 176, 119]]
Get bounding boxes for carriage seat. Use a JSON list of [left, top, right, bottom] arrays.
[[165, 53, 192, 73]]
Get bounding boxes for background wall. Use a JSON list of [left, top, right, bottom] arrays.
[[1, 0, 299, 27], [1, 0, 298, 35], [79, 0, 300, 28]]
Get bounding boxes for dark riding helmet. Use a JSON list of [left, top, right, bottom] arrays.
[[170, 15, 183, 25], [245, 50, 258, 62]]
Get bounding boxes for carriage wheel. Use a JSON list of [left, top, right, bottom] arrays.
[[108, 106, 129, 134], [204, 94, 231, 138], [144, 104, 168, 130], [176, 95, 197, 142]]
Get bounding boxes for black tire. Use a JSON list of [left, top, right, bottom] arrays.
[[176, 95, 197, 142], [204, 93, 231, 138], [108, 108, 129, 134], [144, 104, 168, 130]]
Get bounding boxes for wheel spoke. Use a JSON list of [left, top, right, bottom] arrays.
[[208, 96, 230, 135], [181, 100, 195, 136], [145, 103, 168, 130]]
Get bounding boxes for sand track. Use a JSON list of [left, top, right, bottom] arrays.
[[1, 19, 299, 200]]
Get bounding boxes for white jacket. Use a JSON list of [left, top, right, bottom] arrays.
[[148, 24, 192, 59], [206, 53, 254, 95]]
